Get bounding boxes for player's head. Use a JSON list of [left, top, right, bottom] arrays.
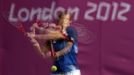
[[58, 11, 72, 28]]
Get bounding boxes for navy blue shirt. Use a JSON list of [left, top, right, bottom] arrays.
[[52, 26, 78, 73]]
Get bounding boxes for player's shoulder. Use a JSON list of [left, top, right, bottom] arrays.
[[66, 26, 77, 33], [66, 26, 78, 39]]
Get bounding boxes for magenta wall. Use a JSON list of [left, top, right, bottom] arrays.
[[0, 0, 134, 75]]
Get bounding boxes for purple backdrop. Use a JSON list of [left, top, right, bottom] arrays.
[[0, 0, 134, 75]]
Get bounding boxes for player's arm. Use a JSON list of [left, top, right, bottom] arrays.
[[30, 23, 45, 33], [34, 31, 66, 40], [30, 38, 52, 58], [55, 41, 73, 58], [29, 37, 45, 57], [55, 27, 78, 58]]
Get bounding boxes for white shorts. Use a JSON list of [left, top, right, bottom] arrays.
[[51, 69, 81, 75]]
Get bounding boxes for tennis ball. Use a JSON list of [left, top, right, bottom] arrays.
[[51, 65, 57, 72]]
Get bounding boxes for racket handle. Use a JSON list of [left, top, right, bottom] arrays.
[[50, 40, 55, 57]]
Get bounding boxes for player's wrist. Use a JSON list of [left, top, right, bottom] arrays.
[[55, 52, 60, 58], [33, 43, 39, 46]]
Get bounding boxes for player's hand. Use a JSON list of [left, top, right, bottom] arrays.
[[45, 51, 52, 58], [33, 23, 38, 28], [41, 52, 46, 58], [30, 23, 37, 30], [44, 51, 57, 59], [54, 52, 60, 58], [26, 32, 35, 38]]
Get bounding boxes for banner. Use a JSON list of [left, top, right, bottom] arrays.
[[0, 0, 134, 75]]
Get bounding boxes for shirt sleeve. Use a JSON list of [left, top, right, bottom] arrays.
[[66, 27, 78, 44]]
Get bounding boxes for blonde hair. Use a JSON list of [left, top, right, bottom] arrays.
[[58, 11, 72, 21]]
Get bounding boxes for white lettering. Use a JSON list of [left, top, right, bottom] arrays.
[[54, 7, 65, 19], [9, 3, 18, 22], [8, 1, 131, 22], [68, 7, 80, 21], [30, 8, 42, 21], [117, 2, 131, 21], [84, 2, 97, 21], [18, 8, 29, 22], [41, 2, 55, 21], [111, 2, 118, 21], [96, 2, 111, 21]]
